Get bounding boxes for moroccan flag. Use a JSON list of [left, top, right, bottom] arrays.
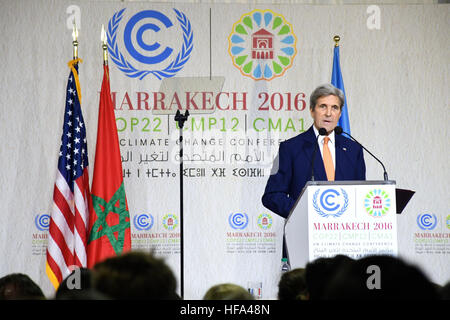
[[46, 59, 91, 288], [87, 65, 131, 267], [331, 43, 351, 135]]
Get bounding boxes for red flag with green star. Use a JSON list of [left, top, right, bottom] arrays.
[[87, 65, 131, 267]]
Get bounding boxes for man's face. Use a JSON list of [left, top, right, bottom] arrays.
[[310, 95, 342, 134]]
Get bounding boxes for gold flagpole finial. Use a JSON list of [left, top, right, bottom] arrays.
[[334, 35, 340, 47], [72, 20, 79, 59], [101, 24, 108, 65]]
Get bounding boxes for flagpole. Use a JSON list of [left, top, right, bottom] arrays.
[[101, 25, 108, 65], [334, 35, 340, 47], [331, 34, 351, 135], [72, 21, 79, 60]]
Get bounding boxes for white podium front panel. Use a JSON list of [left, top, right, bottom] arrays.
[[307, 183, 397, 260], [285, 181, 398, 269]]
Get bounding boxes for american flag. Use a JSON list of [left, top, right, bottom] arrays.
[[46, 60, 90, 288]]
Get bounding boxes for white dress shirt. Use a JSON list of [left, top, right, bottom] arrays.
[[313, 126, 336, 169]]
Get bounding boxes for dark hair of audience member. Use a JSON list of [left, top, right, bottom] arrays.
[[0, 273, 46, 300], [323, 255, 439, 300], [203, 283, 254, 300], [92, 251, 179, 300], [440, 281, 450, 300], [305, 254, 354, 300], [54, 267, 91, 299], [54, 267, 109, 300], [278, 268, 309, 300]]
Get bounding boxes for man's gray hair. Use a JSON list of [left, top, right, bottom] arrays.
[[310, 84, 345, 110]]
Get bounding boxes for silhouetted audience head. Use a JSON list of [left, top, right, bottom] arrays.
[[278, 268, 308, 300], [0, 273, 45, 300], [440, 281, 450, 300], [55, 268, 91, 298], [203, 283, 254, 300], [54, 267, 109, 300], [323, 255, 439, 300], [55, 288, 110, 300], [305, 254, 354, 300], [92, 251, 179, 300]]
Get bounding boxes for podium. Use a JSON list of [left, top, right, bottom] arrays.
[[285, 180, 398, 269]]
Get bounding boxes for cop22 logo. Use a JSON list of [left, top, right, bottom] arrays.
[[228, 9, 297, 81], [364, 189, 391, 218], [313, 188, 349, 218], [107, 8, 193, 80]]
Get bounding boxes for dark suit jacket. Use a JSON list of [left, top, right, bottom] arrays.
[[262, 126, 366, 218]]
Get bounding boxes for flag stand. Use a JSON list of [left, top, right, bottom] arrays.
[[174, 109, 189, 298]]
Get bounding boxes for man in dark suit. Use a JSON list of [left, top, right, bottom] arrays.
[[262, 84, 366, 219]]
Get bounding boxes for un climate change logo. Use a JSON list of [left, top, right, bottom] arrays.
[[229, 213, 249, 230], [313, 188, 348, 218], [228, 9, 297, 81], [417, 213, 437, 230], [107, 8, 193, 80], [133, 213, 154, 231], [35, 214, 50, 231]]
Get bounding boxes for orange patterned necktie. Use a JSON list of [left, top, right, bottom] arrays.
[[323, 137, 335, 181]]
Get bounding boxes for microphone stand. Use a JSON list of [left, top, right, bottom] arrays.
[[174, 109, 189, 298], [336, 127, 389, 181]]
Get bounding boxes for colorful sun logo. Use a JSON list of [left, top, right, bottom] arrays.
[[364, 189, 391, 217], [257, 213, 273, 230], [162, 214, 179, 230]]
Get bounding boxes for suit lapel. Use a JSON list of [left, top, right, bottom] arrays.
[[335, 135, 345, 180], [314, 150, 327, 181]]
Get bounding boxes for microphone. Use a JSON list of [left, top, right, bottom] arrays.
[[310, 127, 327, 181], [335, 126, 389, 181]]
